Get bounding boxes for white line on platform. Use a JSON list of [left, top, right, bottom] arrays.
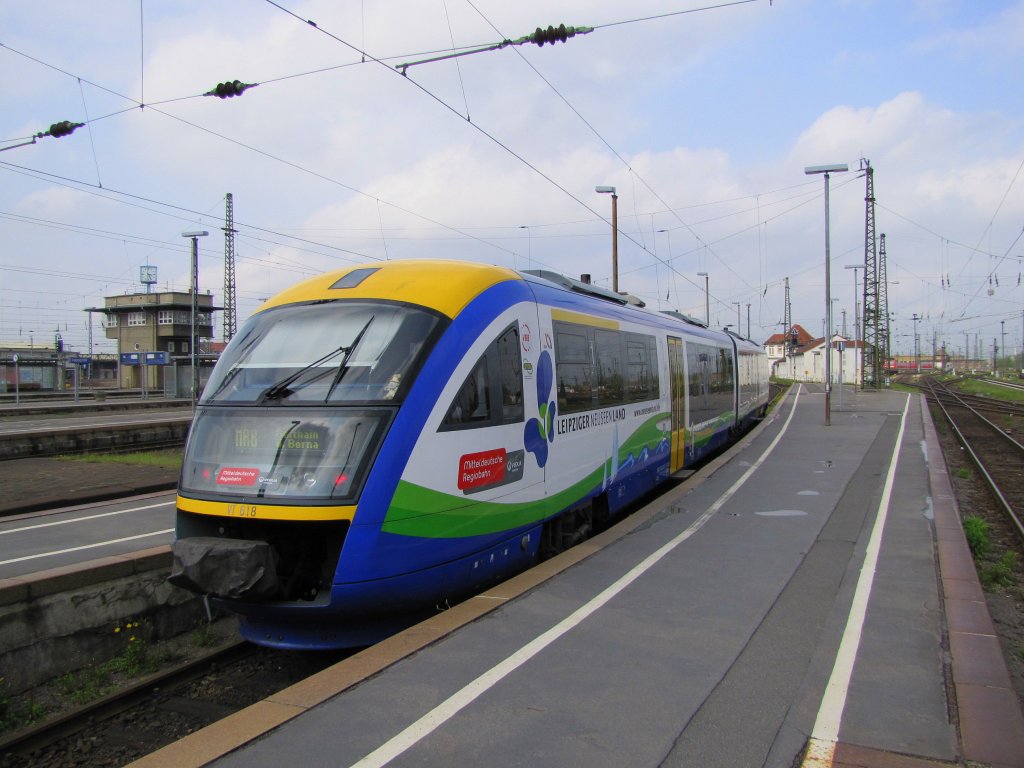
[[0, 529, 175, 566], [801, 393, 911, 768], [350, 387, 804, 768], [0, 500, 175, 536]]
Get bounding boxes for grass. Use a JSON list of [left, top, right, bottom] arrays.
[[59, 449, 182, 470], [954, 377, 1024, 403]]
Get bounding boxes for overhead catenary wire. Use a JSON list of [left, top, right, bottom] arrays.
[[263, 0, 771, 303]]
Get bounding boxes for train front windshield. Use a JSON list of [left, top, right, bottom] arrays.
[[201, 301, 440, 406], [181, 301, 442, 502]]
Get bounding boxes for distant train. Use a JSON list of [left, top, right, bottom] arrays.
[[170, 260, 770, 649]]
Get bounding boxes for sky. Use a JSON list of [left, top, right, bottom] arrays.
[[2, 0, 1023, 363]]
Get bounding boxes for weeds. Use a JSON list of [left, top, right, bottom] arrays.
[[963, 515, 990, 559], [55, 619, 172, 708], [981, 552, 1019, 589], [955, 466, 972, 480], [0, 676, 47, 734], [191, 620, 222, 648]]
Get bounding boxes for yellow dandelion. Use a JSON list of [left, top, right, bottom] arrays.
[[114, 627, 121, 633]]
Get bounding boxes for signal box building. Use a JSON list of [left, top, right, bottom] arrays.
[[87, 290, 219, 390]]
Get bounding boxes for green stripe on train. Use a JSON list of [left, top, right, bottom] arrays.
[[382, 413, 670, 538]]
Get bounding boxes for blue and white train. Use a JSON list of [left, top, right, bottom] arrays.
[[170, 260, 769, 649]]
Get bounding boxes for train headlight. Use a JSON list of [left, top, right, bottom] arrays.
[[302, 472, 318, 488]]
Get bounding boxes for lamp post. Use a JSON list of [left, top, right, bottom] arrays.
[[732, 302, 741, 334], [697, 272, 709, 326], [911, 313, 921, 374], [182, 230, 209, 406], [746, 303, 751, 338], [805, 163, 849, 426], [595, 186, 618, 293], [1000, 320, 1006, 376]]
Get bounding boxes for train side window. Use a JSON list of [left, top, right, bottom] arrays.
[[625, 333, 657, 402], [444, 358, 491, 427], [496, 326, 524, 423], [555, 326, 592, 413], [595, 329, 623, 406], [440, 323, 523, 430]]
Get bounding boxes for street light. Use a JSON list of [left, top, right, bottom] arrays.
[[696, 272, 709, 326], [805, 162, 849, 426], [595, 186, 618, 293], [182, 230, 209, 406], [732, 302, 741, 334]]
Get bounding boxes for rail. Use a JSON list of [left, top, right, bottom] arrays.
[[922, 377, 1024, 544]]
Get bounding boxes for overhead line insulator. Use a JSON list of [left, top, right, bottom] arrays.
[[524, 24, 593, 47], [205, 80, 257, 99], [36, 120, 84, 139]]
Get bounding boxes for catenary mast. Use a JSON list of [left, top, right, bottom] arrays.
[[222, 193, 238, 342]]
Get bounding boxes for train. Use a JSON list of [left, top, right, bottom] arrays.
[[169, 260, 770, 649]]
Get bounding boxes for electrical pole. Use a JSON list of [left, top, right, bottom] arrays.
[[861, 159, 880, 388], [223, 193, 238, 342]]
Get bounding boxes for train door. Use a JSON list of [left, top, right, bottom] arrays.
[[667, 336, 686, 473]]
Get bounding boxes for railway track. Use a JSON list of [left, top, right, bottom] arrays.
[[922, 377, 1024, 544], [0, 638, 348, 767]]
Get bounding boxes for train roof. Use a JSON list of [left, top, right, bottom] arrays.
[[256, 260, 764, 350], [257, 260, 520, 319]]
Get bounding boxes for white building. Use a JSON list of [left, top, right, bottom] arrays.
[[764, 321, 873, 385]]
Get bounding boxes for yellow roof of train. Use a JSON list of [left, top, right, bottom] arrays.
[[257, 260, 521, 319]]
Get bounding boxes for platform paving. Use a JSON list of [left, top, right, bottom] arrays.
[[107, 385, 1024, 767]]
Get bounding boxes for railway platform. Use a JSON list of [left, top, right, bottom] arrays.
[[131, 384, 1024, 768]]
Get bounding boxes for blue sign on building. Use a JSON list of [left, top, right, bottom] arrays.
[[120, 352, 141, 364], [144, 351, 169, 365]]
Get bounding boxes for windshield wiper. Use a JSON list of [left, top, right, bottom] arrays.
[[257, 316, 375, 404], [323, 316, 375, 403]]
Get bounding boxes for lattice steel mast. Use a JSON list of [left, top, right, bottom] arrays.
[[222, 192, 238, 342], [860, 159, 881, 388]]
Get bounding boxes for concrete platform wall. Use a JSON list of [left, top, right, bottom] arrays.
[[0, 546, 206, 695]]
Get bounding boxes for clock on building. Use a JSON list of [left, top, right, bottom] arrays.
[[140, 265, 157, 286]]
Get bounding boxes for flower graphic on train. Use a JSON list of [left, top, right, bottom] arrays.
[[524, 350, 556, 468]]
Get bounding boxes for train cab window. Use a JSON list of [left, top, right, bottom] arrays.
[[441, 324, 523, 431]]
